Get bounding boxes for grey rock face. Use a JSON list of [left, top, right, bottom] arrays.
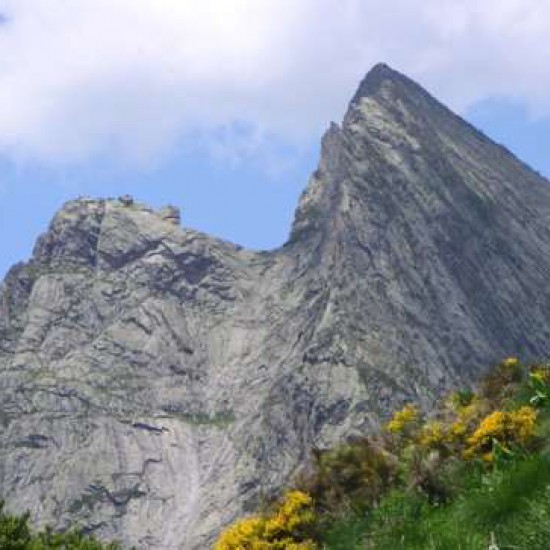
[[158, 206, 181, 226], [2, 63, 550, 548]]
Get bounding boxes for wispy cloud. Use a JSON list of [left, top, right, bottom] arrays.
[[0, 0, 548, 166]]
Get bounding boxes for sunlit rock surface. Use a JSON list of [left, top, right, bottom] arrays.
[[2, 64, 550, 548]]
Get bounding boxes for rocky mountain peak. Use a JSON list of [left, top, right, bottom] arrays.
[[2, 64, 550, 549], [31, 197, 185, 270], [289, 62, 445, 246], [350, 62, 409, 102]]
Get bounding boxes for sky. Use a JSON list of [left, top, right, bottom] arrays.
[[1, 0, 550, 278]]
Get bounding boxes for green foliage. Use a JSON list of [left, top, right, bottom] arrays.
[[0, 501, 121, 550], [528, 365, 550, 408], [299, 440, 397, 515], [480, 356, 524, 402], [319, 515, 369, 550], [449, 389, 475, 408], [349, 454, 550, 550], [0, 502, 31, 550]]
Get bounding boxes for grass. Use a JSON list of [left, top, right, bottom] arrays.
[[322, 453, 550, 549], [320, 515, 370, 549]]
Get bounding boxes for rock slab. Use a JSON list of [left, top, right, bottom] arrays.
[[2, 64, 550, 548]]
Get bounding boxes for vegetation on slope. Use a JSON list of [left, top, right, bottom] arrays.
[[0, 501, 121, 549], [215, 357, 550, 549]]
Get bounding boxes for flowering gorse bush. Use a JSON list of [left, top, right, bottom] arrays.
[[463, 406, 537, 462], [446, 397, 488, 442], [417, 395, 488, 454], [214, 490, 317, 549], [418, 421, 446, 449], [386, 404, 420, 436]]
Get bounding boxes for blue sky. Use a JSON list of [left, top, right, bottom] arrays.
[[1, 1, 550, 278]]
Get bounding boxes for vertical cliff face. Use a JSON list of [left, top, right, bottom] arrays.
[[2, 64, 550, 549], [289, 63, 550, 391]]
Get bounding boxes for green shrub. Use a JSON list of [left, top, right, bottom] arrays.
[[528, 364, 550, 408], [481, 357, 525, 401], [299, 439, 398, 515], [0, 501, 121, 550]]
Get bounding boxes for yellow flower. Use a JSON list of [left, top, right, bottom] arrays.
[[214, 516, 265, 550], [530, 366, 550, 384], [419, 421, 445, 447], [448, 420, 467, 442], [503, 357, 520, 368], [386, 404, 419, 434], [531, 371, 545, 384], [464, 406, 537, 461], [509, 406, 537, 443], [214, 490, 317, 549], [482, 452, 494, 463]]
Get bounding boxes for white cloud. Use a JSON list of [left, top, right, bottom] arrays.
[[0, 0, 549, 165]]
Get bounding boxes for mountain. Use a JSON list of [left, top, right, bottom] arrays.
[[2, 63, 550, 549]]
